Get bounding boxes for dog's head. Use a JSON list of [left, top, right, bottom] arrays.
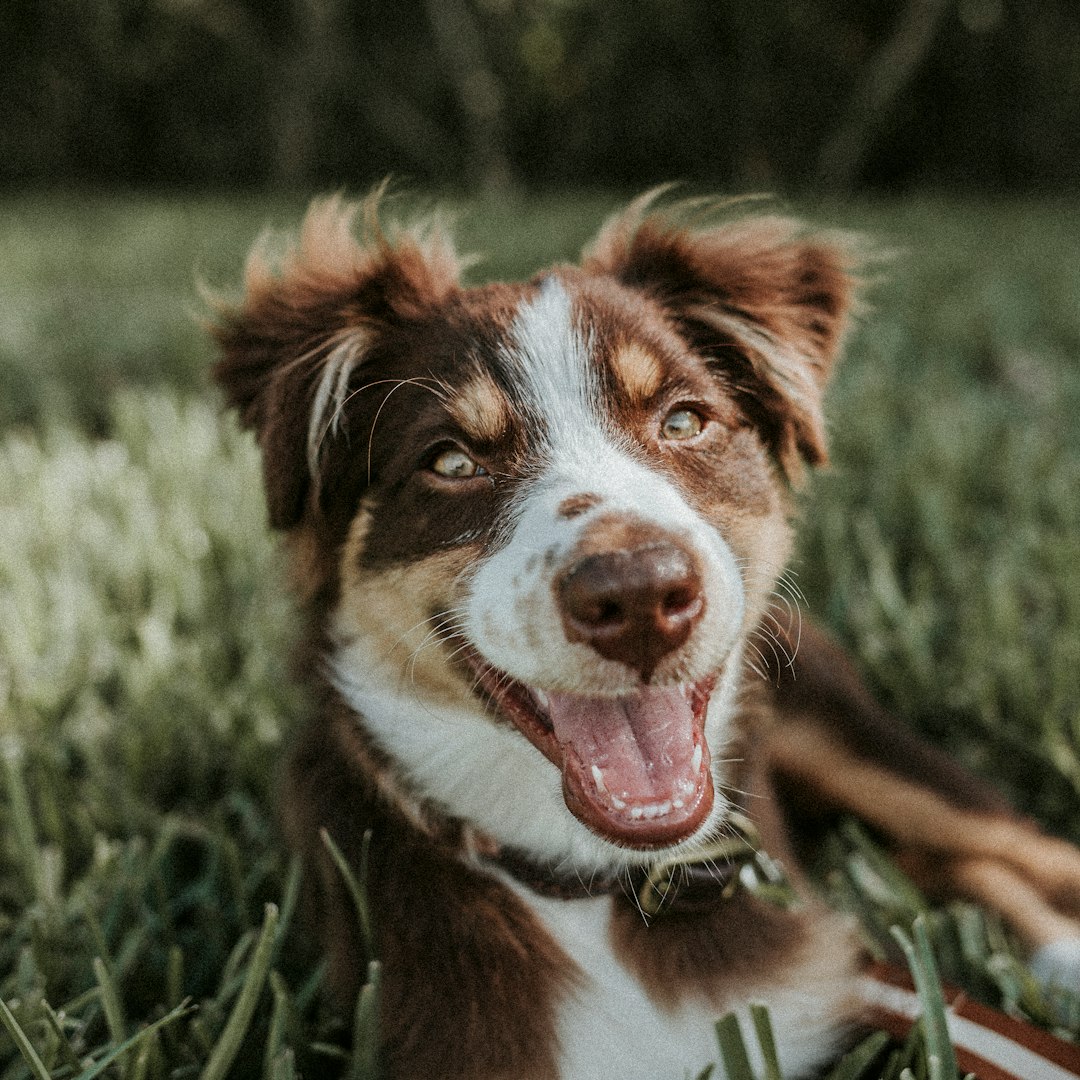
[[213, 193, 857, 868]]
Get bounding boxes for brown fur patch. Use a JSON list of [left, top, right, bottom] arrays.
[[566, 513, 694, 561], [610, 886, 859, 1017], [448, 370, 511, 443], [557, 492, 602, 519], [336, 507, 482, 710]]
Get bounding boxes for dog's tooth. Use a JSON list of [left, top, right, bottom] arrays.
[[630, 806, 643, 820], [673, 798, 685, 809], [532, 688, 550, 711], [591, 765, 608, 794], [691, 744, 703, 773], [611, 794, 627, 810]]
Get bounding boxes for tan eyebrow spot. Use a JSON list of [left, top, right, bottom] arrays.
[[611, 344, 664, 403], [447, 371, 510, 442], [557, 493, 602, 519]]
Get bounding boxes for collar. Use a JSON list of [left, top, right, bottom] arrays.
[[487, 812, 796, 916]]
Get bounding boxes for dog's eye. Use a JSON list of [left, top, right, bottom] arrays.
[[661, 408, 705, 441], [430, 447, 487, 479]]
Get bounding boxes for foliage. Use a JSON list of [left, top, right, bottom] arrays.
[[4, 1, 1080, 194], [1, 192, 1079, 1076]]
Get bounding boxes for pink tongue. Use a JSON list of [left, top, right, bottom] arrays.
[[546, 685, 712, 847]]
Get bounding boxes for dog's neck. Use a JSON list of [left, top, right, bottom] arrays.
[[319, 657, 788, 905], [485, 806, 787, 917]]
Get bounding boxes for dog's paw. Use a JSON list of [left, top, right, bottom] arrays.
[[1030, 937, 1080, 993]]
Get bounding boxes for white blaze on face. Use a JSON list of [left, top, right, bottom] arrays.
[[465, 276, 746, 695]]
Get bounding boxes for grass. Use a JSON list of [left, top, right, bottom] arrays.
[[1, 189, 1079, 1078]]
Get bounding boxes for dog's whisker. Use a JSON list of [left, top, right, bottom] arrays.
[[755, 620, 793, 664], [743, 639, 777, 684], [311, 373, 447, 475]]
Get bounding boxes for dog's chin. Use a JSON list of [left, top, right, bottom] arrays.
[[456, 642, 717, 850]]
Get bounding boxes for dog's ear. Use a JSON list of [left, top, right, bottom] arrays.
[[210, 195, 461, 528], [583, 195, 860, 479]]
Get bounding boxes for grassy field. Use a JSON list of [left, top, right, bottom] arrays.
[[1, 190, 1079, 1078]]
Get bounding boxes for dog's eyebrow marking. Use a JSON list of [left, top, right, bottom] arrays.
[[611, 343, 664, 404], [447, 370, 510, 443], [557, 493, 602, 519]]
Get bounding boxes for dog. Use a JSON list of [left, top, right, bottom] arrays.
[[211, 192, 1080, 1079]]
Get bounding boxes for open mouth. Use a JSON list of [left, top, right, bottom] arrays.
[[455, 640, 716, 849]]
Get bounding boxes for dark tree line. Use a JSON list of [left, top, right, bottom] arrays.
[[3, 0, 1079, 194]]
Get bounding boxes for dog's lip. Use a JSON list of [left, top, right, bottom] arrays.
[[453, 640, 563, 768], [452, 637, 716, 849]]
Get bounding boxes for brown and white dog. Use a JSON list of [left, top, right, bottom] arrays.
[[212, 193, 1080, 1079]]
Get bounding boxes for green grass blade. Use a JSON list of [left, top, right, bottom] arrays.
[[841, 821, 929, 914], [749, 1003, 782, 1080], [2, 744, 45, 902], [321, 828, 375, 959], [0, 997, 53, 1080], [94, 955, 128, 1049], [75, 1001, 194, 1080], [129, 1032, 156, 1080], [714, 1012, 757, 1080], [167, 944, 185, 1011], [271, 1048, 297, 1080], [42, 998, 85, 1075], [349, 959, 382, 1080], [892, 917, 958, 1080], [263, 971, 291, 1080], [199, 902, 279, 1080], [273, 857, 303, 959], [821, 1029, 891, 1080]]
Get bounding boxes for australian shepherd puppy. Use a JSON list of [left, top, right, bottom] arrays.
[[212, 192, 1080, 1080]]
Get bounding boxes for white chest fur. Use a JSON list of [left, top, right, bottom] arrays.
[[511, 886, 858, 1080]]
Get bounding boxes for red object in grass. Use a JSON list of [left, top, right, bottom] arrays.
[[861, 963, 1080, 1079]]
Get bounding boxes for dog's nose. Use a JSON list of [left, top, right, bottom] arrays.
[[558, 542, 704, 678]]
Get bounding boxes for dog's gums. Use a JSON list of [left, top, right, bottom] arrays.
[[459, 639, 716, 848]]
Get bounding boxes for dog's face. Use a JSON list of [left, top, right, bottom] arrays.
[[214, 195, 855, 868]]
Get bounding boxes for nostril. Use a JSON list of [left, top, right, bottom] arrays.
[[595, 599, 624, 626], [662, 586, 697, 616]]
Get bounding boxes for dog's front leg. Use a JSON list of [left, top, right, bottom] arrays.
[[763, 620, 1080, 988]]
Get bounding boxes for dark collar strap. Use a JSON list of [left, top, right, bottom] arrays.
[[487, 813, 796, 915]]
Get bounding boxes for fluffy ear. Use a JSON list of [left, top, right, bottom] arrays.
[[582, 194, 861, 479], [210, 195, 462, 528]]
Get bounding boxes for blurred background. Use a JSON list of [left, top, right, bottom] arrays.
[[4, 0, 1080, 197]]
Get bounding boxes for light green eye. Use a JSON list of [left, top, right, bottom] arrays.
[[661, 408, 704, 441], [431, 448, 486, 479]]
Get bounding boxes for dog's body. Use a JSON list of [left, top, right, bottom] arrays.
[[213, 194, 1080, 1079]]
